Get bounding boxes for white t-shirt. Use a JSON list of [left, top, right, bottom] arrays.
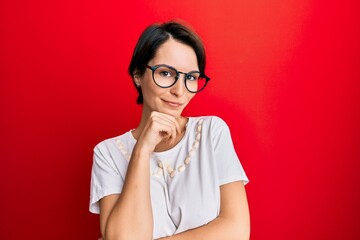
[[89, 116, 249, 239]]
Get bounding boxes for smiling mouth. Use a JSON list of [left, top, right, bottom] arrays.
[[162, 99, 183, 107]]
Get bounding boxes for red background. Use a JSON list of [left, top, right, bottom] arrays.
[[1, 0, 360, 239]]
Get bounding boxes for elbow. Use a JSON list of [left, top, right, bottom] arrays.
[[238, 229, 250, 240], [231, 226, 249, 240], [236, 223, 250, 240], [230, 218, 250, 240], [237, 219, 250, 240], [103, 214, 153, 240], [104, 229, 120, 240], [104, 227, 153, 240]]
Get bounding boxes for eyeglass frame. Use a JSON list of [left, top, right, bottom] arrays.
[[144, 64, 210, 93]]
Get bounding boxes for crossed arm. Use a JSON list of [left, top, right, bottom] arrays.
[[99, 180, 250, 240], [98, 112, 250, 239], [157, 180, 250, 240]]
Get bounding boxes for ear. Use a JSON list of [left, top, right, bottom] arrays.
[[133, 71, 141, 87]]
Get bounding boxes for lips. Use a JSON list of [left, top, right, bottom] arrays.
[[162, 99, 183, 107]]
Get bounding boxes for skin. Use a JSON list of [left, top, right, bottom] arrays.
[[98, 38, 250, 240]]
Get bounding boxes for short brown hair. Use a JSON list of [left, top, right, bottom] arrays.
[[128, 21, 206, 104]]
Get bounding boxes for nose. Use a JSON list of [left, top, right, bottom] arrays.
[[170, 73, 187, 96]]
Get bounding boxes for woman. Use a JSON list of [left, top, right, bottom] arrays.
[[89, 21, 250, 240]]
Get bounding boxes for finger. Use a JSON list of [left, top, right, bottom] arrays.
[[159, 121, 177, 144], [152, 117, 176, 143], [153, 112, 181, 134], [149, 113, 178, 139], [168, 123, 177, 144], [147, 112, 181, 146], [163, 114, 181, 134]]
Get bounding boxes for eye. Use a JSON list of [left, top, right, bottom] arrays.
[[186, 74, 198, 81], [159, 70, 173, 77]]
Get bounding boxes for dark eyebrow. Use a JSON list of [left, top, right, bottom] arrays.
[[151, 64, 200, 73]]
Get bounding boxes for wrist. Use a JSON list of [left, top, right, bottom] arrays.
[[133, 142, 153, 158]]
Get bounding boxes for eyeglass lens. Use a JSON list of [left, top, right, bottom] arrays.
[[153, 66, 207, 92]]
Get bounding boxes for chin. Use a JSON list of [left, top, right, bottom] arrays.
[[157, 107, 183, 117], [165, 110, 182, 118]]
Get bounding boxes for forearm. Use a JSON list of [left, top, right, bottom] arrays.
[[105, 145, 153, 240], [159, 215, 249, 240], [159, 181, 250, 240]]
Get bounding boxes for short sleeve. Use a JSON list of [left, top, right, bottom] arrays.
[[89, 141, 125, 214], [211, 117, 249, 186]]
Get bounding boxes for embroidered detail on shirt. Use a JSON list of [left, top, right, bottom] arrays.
[[115, 119, 203, 179]]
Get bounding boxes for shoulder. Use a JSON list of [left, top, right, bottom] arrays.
[[92, 131, 132, 173], [93, 131, 132, 154], [191, 115, 229, 131], [190, 116, 233, 146]]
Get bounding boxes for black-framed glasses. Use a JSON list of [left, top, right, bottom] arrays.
[[145, 64, 210, 93]]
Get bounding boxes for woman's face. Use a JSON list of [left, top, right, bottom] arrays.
[[136, 38, 198, 118]]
